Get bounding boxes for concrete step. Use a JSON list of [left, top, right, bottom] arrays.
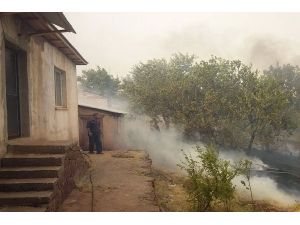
[[0, 166, 61, 178], [7, 144, 66, 154], [0, 178, 58, 192], [1, 154, 64, 167], [0, 205, 47, 212], [0, 191, 53, 206]]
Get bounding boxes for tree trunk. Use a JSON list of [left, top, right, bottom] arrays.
[[247, 131, 256, 152]]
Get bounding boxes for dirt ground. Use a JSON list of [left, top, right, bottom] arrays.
[[58, 150, 159, 212], [58, 149, 298, 212]]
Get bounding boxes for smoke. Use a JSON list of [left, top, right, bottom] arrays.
[[66, 13, 300, 77], [77, 85, 300, 207], [73, 12, 300, 207], [120, 115, 198, 171], [234, 176, 300, 206], [161, 22, 300, 72], [78, 72, 300, 208], [222, 149, 300, 206], [77, 85, 129, 113], [119, 114, 300, 206], [243, 35, 300, 70]]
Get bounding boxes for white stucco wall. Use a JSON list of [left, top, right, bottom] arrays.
[[28, 38, 79, 142], [0, 15, 79, 157]]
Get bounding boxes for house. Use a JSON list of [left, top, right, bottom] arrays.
[[78, 89, 126, 151], [0, 13, 88, 211]]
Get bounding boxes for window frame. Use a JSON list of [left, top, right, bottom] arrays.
[[54, 66, 67, 109]]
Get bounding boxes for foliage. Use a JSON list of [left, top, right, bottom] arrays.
[[78, 66, 120, 98], [264, 63, 300, 111], [122, 54, 298, 150], [153, 166, 289, 212], [122, 54, 196, 129], [178, 145, 249, 211], [263, 63, 300, 135], [239, 74, 296, 151]]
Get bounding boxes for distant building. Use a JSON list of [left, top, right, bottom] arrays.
[[78, 103, 125, 151]]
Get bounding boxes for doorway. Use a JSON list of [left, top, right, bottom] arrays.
[[5, 44, 29, 140], [5, 47, 21, 139]]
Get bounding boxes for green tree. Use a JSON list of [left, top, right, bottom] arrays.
[[122, 53, 196, 130], [174, 57, 250, 141], [238, 73, 296, 151], [263, 64, 300, 142], [122, 58, 169, 129], [122, 54, 298, 150], [78, 66, 120, 99], [264, 63, 300, 110]]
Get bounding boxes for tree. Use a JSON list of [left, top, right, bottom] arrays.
[[174, 57, 250, 141], [122, 53, 196, 130], [264, 63, 300, 110], [122, 58, 169, 129], [238, 73, 297, 151], [263, 64, 300, 139], [122, 54, 298, 150], [78, 66, 120, 100]]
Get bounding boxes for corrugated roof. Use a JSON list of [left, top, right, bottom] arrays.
[[78, 103, 126, 116], [41, 12, 76, 33]]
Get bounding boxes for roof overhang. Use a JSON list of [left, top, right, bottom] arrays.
[[0, 12, 87, 65], [41, 12, 76, 33], [78, 104, 126, 116]]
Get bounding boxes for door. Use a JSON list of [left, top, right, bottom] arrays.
[[5, 47, 21, 139], [79, 117, 90, 151]]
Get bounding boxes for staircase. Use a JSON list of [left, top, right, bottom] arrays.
[[0, 145, 65, 212]]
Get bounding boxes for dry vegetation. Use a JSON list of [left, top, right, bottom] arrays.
[[152, 168, 300, 212]]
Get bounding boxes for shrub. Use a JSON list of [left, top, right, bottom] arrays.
[[178, 145, 249, 211]]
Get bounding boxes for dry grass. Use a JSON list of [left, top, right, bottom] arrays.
[[152, 168, 296, 212], [152, 168, 189, 211], [288, 204, 300, 212], [111, 151, 135, 158]]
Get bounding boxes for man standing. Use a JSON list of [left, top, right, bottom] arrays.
[[86, 113, 103, 154]]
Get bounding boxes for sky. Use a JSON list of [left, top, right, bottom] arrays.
[[64, 13, 300, 77]]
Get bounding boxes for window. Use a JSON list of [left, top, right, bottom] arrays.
[[54, 67, 67, 107]]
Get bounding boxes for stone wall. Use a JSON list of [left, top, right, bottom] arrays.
[[47, 144, 89, 211]]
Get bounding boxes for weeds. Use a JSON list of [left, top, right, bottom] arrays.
[[178, 145, 251, 211]]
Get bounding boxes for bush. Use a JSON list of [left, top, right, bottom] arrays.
[[178, 145, 249, 211]]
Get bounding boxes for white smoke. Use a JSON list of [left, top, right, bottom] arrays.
[[120, 115, 199, 171], [77, 88, 300, 207], [234, 176, 300, 206], [119, 115, 300, 206]]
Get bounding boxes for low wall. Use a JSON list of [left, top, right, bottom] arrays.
[[47, 144, 89, 211]]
